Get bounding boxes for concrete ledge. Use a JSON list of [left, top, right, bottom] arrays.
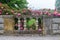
[[0, 15, 13, 18]]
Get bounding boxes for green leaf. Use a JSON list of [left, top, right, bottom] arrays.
[[0, 0, 28, 10]]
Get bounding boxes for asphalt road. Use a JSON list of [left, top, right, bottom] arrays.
[[0, 35, 59, 40]]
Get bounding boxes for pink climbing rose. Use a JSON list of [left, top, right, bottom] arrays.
[[17, 13, 21, 16]]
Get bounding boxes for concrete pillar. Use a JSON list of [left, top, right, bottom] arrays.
[[36, 17, 38, 30], [42, 17, 46, 35], [24, 18, 26, 30], [18, 18, 20, 31]]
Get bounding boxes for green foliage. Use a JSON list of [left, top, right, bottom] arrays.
[[2, 10, 13, 15], [0, 0, 28, 10]]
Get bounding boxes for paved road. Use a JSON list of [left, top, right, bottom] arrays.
[[0, 35, 59, 40]]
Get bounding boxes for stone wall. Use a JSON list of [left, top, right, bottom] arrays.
[[0, 15, 14, 33], [43, 16, 60, 35]]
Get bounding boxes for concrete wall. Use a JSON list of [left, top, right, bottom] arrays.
[[43, 16, 60, 34], [0, 15, 13, 33]]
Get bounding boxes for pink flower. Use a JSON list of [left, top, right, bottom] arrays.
[[47, 13, 51, 16], [17, 13, 21, 16], [53, 11, 58, 15], [38, 29, 42, 31], [57, 14, 60, 16], [40, 11, 43, 15], [45, 11, 48, 15], [0, 12, 2, 15], [20, 27, 24, 30], [0, 9, 2, 15]]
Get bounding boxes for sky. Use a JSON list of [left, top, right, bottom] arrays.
[[27, 0, 56, 10]]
